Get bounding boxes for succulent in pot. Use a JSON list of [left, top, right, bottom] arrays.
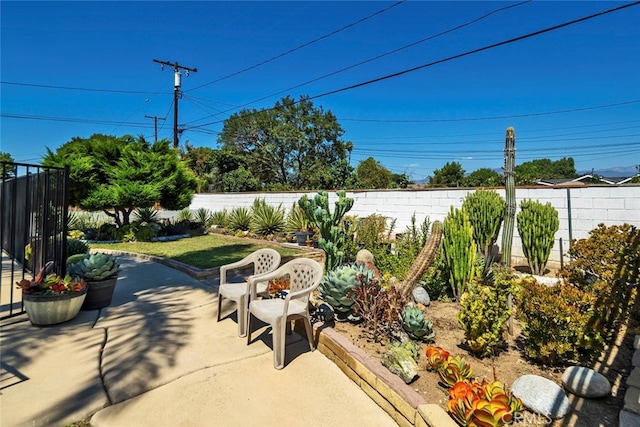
[[16, 261, 88, 325], [67, 252, 120, 310]]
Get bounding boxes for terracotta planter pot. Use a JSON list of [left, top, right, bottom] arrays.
[[81, 276, 118, 311], [23, 288, 88, 326]]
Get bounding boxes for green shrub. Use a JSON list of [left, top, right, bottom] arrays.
[[67, 239, 90, 257], [135, 225, 156, 241], [251, 199, 285, 236], [228, 207, 252, 232], [118, 224, 137, 242], [68, 229, 85, 240], [457, 265, 512, 357], [421, 250, 450, 301], [559, 223, 640, 330], [516, 277, 604, 365], [97, 223, 118, 241]]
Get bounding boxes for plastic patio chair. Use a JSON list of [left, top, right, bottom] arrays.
[[217, 248, 281, 337], [246, 257, 323, 369]]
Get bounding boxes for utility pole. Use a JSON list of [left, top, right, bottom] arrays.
[[144, 115, 166, 143], [153, 59, 197, 148]]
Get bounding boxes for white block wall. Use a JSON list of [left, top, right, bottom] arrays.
[[188, 186, 640, 270]]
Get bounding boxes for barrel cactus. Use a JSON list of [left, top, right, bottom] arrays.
[[68, 252, 119, 281], [401, 304, 435, 342]]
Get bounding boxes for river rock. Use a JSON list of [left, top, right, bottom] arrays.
[[511, 375, 570, 419], [634, 335, 640, 350], [633, 349, 640, 368], [627, 368, 640, 389], [562, 366, 611, 398], [412, 287, 430, 306]]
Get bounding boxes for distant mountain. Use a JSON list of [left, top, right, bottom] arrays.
[[578, 165, 638, 177]]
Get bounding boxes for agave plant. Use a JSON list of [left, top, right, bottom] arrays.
[[210, 210, 228, 227], [401, 304, 435, 342], [133, 207, 160, 224], [319, 263, 363, 317], [228, 207, 252, 232], [251, 199, 285, 236], [176, 208, 193, 222], [68, 252, 119, 281]]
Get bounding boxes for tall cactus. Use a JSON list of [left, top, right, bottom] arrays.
[[442, 206, 477, 301], [501, 127, 516, 267], [462, 190, 505, 258], [517, 199, 559, 275], [299, 190, 354, 271]]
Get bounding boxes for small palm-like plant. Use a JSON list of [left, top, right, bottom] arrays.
[[228, 207, 252, 232], [210, 210, 228, 227], [251, 199, 285, 236], [194, 208, 212, 226], [133, 207, 160, 224]]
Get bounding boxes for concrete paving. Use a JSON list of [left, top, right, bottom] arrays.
[[1, 255, 397, 427]]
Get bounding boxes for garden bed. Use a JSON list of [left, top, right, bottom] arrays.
[[327, 300, 637, 427]]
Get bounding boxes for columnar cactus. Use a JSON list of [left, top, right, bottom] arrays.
[[68, 252, 119, 281], [462, 190, 505, 258], [501, 127, 516, 267], [442, 206, 477, 301], [517, 199, 559, 275], [299, 190, 354, 271]]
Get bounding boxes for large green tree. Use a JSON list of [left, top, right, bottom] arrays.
[[515, 157, 577, 185], [355, 157, 392, 189], [43, 134, 197, 227], [430, 161, 465, 187], [462, 167, 503, 187], [218, 95, 349, 190], [0, 152, 15, 179]]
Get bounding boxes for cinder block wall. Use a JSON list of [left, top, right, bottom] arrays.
[[187, 186, 640, 270]]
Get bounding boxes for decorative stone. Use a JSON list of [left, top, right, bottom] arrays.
[[634, 335, 640, 350], [381, 345, 418, 384], [562, 366, 611, 398], [356, 249, 374, 264], [412, 287, 430, 306], [633, 349, 640, 368], [620, 409, 640, 427], [627, 368, 640, 389], [624, 387, 640, 416], [511, 375, 570, 419]]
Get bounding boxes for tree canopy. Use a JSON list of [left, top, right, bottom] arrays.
[[462, 167, 503, 187], [43, 134, 197, 226], [218, 95, 349, 190], [0, 152, 15, 179], [515, 157, 577, 185], [430, 162, 465, 187], [355, 157, 392, 189]]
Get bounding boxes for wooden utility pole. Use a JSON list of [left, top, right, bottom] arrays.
[[152, 60, 197, 148], [144, 115, 166, 142]]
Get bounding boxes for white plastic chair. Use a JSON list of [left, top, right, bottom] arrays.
[[217, 248, 281, 337], [246, 257, 323, 369]]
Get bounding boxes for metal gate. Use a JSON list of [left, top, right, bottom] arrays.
[[1, 162, 69, 320]]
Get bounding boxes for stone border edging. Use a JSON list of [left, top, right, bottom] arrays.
[[300, 322, 457, 427]]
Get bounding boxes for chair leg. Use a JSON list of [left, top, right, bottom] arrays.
[[274, 317, 287, 369], [216, 293, 223, 322], [237, 295, 247, 337], [303, 317, 315, 351], [246, 312, 253, 345]]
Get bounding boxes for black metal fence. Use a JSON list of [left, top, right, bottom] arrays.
[[1, 162, 69, 319]]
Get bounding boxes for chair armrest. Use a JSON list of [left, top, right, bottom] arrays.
[[247, 268, 281, 299], [219, 255, 253, 284]]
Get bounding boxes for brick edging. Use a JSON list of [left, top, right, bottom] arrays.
[[302, 322, 457, 427]]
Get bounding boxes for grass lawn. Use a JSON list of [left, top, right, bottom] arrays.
[[90, 234, 303, 269]]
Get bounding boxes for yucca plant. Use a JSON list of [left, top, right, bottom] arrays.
[[210, 210, 228, 227], [286, 202, 309, 232], [251, 198, 285, 236], [133, 207, 160, 224], [194, 208, 212, 226], [176, 208, 193, 222], [228, 207, 252, 232]]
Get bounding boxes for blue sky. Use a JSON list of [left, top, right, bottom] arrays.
[[1, 1, 639, 181]]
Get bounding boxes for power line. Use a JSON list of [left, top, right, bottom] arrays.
[[0, 80, 167, 95], [0, 113, 153, 127], [182, 0, 531, 127], [309, 1, 640, 100], [186, 0, 407, 92]]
